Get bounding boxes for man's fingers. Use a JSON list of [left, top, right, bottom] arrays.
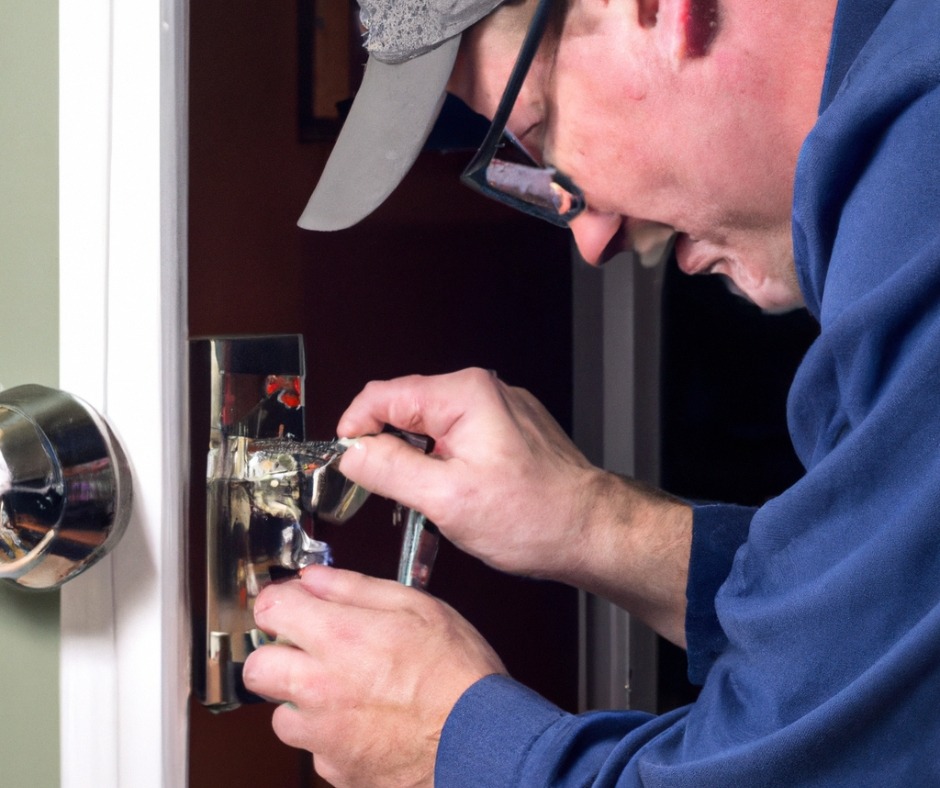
[[253, 569, 433, 655], [244, 645, 345, 757], [336, 368, 502, 444], [337, 432, 460, 519], [252, 580, 325, 649], [243, 640, 317, 706], [297, 564, 423, 612]]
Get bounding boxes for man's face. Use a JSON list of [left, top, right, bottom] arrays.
[[449, 0, 834, 312]]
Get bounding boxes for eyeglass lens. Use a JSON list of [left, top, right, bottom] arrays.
[[460, 0, 585, 226], [485, 134, 582, 217]]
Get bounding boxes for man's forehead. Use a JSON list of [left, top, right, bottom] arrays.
[[360, 0, 506, 64]]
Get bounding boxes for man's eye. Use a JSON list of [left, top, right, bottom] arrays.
[[496, 132, 540, 167]]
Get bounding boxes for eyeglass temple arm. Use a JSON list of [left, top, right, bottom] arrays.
[[463, 0, 557, 176]]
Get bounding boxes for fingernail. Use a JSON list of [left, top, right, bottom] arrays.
[[337, 437, 364, 456], [252, 589, 278, 615]]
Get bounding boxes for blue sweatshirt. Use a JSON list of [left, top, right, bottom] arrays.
[[436, 0, 940, 783]]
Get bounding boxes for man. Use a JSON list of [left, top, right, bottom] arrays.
[[243, 0, 940, 784]]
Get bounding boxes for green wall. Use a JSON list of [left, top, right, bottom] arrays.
[[0, 0, 61, 786]]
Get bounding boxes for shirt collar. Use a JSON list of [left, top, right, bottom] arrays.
[[819, 0, 896, 112]]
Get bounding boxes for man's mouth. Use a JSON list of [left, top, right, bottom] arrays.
[[631, 222, 676, 267]]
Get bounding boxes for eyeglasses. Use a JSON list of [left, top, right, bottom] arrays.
[[460, 0, 586, 227]]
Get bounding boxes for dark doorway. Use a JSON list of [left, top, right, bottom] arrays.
[[187, 1, 579, 784]]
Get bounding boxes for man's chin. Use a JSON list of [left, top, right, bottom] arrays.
[[721, 275, 806, 314]]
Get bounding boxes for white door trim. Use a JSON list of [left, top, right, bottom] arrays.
[[573, 254, 664, 714], [59, 0, 188, 785]]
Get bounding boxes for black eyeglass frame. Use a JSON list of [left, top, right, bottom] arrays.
[[460, 0, 586, 227]]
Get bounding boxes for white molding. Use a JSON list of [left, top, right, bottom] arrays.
[[59, 0, 187, 785], [573, 253, 664, 713]]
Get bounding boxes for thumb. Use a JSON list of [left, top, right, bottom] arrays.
[[338, 433, 455, 518]]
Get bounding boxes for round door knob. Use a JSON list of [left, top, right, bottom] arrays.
[[0, 384, 132, 589]]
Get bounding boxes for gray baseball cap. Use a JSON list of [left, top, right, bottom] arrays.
[[297, 0, 505, 231]]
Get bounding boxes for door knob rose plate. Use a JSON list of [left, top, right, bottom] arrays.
[[0, 384, 132, 590]]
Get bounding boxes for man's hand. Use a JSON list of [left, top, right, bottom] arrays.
[[243, 565, 507, 788], [336, 368, 693, 646], [336, 368, 597, 580]]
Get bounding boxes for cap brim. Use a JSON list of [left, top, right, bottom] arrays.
[[297, 36, 462, 231]]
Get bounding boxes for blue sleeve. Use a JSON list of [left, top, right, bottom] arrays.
[[434, 504, 754, 787], [684, 503, 755, 684], [436, 674, 670, 787]]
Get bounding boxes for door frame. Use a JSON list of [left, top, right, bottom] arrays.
[[573, 254, 664, 714], [58, 0, 188, 785]]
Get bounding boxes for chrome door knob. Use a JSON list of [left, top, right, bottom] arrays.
[[0, 384, 132, 589]]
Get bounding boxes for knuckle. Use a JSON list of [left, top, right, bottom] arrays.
[[446, 466, 475, 500], [327, 616, 365, 649], [421, 478, 460, 524], [361, 378, 387, 396], [293, 674, 328, 708], [463, 366, 495, 388], [396, 397, 428, 434]]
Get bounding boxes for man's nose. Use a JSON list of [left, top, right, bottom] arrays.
[[570, 214, 676, 268], [568, 211, 628, 266]]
